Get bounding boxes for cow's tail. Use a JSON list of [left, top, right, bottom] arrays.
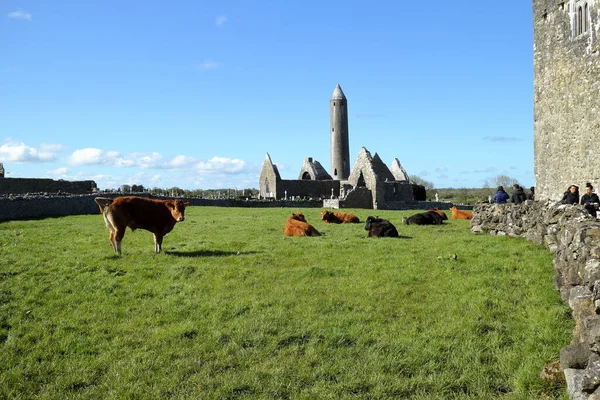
[[94, 197, 114, 213]]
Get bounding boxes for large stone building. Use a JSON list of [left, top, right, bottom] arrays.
[[259, 85, 414, 209], [533, 0, 599, 200]]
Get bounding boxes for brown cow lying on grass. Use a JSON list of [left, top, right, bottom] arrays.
[[95, 196, 189, 255], [450, 206, 473, 220], [284, 213, 322, 236], [320, 210, 360, 224]]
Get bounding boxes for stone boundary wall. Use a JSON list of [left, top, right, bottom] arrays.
[[0, 178, 96, 195], [0, 194, 325, 222], [471, 201, 600, 399], [0, 194, 473, 222]]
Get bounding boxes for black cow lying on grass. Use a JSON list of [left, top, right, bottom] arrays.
[[402, 210, 444, 225], [364, 216, 399, 238]]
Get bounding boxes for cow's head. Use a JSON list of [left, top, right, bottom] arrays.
[[291, 213, 307, 222], [364, 216, 385, 230], [167, 200, 189, 222], [320, 210, 333, 220]]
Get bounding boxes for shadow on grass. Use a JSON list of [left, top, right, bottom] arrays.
[[165, 250, 261, 257]]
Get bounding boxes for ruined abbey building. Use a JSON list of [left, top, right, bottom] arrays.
[[259, 84, 415, 209], [534, 0, 599, 200]]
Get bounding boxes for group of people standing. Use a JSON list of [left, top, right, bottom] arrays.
[[561, 183, 600, 217], [493, 184, 534, 205]]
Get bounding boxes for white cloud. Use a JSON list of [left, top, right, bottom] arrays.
[[435, 166, 448, 173], [0, 139, 60, 162], [47, 167, 69, 178], [216, 15, 227, 26], [196, 156, 245, 173], [68, 148, 249, 176], [8, 10, 31, 21], [196, 59, 221, 70], [129, 152, 163, 169], [68, 148, 110, 165], [40, 143, 64, 153], [169, 155, 197, 168]]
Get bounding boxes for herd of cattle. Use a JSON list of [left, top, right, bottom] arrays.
[[285, 206, 473, 238], [94, 196, 473, 255]]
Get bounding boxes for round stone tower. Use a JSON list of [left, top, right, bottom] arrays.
[[330, 84, 350, 180]]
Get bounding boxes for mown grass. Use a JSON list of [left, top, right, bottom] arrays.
[[0, 207, 572, 399]]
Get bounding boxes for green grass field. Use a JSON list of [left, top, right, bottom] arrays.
[[0, 207, 572, 399]]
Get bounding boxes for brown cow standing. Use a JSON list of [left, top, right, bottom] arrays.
[[320, 210, 360, 224], [450, 206, 473, 220], [284, 213, 322, 236], [95, 196, 189, 255]]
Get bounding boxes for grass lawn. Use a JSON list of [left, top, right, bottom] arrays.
[[0, 207, 572, 399]]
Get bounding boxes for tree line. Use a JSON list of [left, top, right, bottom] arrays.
[[99, 185, 259, 200]]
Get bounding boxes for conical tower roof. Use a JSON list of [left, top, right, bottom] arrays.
[[331, 84, 346, 100]]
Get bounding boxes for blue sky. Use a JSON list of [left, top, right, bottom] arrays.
[[1, 1, 534, 190]]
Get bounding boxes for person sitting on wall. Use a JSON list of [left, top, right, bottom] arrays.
[[561, 185, 580, 205], [581, 183, 600, 217], [527, 186, 535, 201], [510, 184, 527, 204], [494, 186, 510, 204]]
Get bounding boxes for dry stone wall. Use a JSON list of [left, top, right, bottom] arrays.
[[472, 201, 600, 399]]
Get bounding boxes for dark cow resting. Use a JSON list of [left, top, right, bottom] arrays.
[[95, 196, 189, 255], [364, 216, 399, 238], [402, 210, 444, 225]]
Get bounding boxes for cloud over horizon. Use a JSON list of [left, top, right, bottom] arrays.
[[68, 148, 248, 175], [0, 140, 61, 162], [7, 10, 32, 20]]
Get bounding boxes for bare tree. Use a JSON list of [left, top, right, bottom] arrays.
[[488, 175, 519, 189], [409, 175, 434, 190]]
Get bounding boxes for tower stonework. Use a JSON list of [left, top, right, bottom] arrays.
[[533, 0, 599, 200], [330, 84, 350, 180]]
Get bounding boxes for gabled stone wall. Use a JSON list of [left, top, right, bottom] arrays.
[[472, 201, 600, 399]]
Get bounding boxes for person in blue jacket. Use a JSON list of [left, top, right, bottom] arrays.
[[494, 186, 510, 204]]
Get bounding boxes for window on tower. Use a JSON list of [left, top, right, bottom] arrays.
[[570, 0, 590, 38]]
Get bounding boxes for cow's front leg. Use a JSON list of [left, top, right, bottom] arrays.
[[153, 234, 163, 253]]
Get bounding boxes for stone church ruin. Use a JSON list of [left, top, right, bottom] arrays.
[[259, 84, 416, 209]]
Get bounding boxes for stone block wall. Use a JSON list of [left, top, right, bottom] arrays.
[[472, 200, 600, 399], [0, 178, 97, 195]]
